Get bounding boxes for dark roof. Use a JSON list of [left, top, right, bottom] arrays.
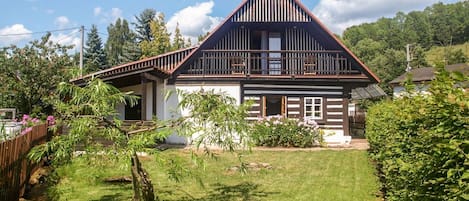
[[73, 0, 380, 84], [71, 47, 196, 83], [390, 63, 469, 85], [169, 0, 380, 83], [351, 84, 387, 100]]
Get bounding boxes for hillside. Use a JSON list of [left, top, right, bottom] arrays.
[[341, 1, 468, 93], [426, 42, 469, 66]]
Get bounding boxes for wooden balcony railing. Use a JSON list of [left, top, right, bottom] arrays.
[[184, 50, 361, 76]]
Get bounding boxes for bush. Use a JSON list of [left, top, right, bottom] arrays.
[[251, 116, 324, 148], [366, 66, 469, 201]]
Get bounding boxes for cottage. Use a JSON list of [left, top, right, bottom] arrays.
[[72, 0, 380, 144], [390, 63, 469, 97]]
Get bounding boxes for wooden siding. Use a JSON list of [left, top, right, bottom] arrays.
[[243, 84, 344, 97], [0, 124, 49, 201], [244, 96, 262, 120], [232, 0, 312, 22], [183, 26, 357, 77], [285, 27, 354, 75], [286, 97, 301, 119]]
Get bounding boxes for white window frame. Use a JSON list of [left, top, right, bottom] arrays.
[[304, 97, 323, 120]]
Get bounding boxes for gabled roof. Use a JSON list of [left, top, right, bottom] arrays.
[[71, 47, 196, 83], [390, 63, 469, 85], [170, 0, 380, 83], [73, 0, 380, 84]]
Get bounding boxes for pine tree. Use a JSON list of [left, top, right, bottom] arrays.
[[134, 9, 157, 43], [84, 25, 107, 72], [105, 18, 134, 66], [122, 32, 142, 63], [172, 23, 185, 50], [140, 13, 171, 58]]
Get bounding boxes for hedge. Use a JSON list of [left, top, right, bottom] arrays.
[[366, 67, 469, 201]]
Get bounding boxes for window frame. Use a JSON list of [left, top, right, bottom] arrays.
[[304, 97, 323, 120]]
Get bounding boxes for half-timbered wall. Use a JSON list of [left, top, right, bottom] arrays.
[[242, 84, 350, 136], [232, 0, 313, 22]]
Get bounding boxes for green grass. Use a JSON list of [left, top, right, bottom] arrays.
[[47, 150, 379, 201], [426, 42, 469, 65]]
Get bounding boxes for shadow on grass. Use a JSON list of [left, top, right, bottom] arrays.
[[162, 182, 278, 201], [90, 184, 133, 201]]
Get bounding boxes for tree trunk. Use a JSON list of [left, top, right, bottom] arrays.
[[131, 153, 157, 201]]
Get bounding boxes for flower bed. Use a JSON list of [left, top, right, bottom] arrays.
[[251, 115, 324, 148]]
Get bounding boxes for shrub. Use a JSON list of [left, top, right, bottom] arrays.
[[366, 66, 469, 201], [251, 115, 324, 148]]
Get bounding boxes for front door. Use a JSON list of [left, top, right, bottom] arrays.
[[125, 95, 142, 120]]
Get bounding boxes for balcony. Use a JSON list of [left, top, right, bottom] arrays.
[[183, 50, 362, 78]]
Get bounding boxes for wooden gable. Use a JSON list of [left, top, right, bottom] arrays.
[[169, 0, 380, 83], [232, 0, 313, 22]]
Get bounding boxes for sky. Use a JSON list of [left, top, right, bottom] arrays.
[[0, 0, 460, 53]]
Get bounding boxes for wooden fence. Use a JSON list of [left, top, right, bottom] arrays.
[[0, 124, 49, 201]]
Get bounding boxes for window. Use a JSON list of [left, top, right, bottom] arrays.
[[304, 97, 322, 119]]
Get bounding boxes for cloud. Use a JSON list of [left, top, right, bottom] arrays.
[[312, 0, 450, 34], [94, 7, 102, 16], [54, 16, 70, 28], [0, 24, 33, 46], [45, 9, 55, 14], [95, 7, 123, 23], [167, 1, 222, 43], [48, 31, 81, 52]]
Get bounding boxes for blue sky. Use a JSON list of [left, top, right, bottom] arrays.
[[0, 0, 458, 51]]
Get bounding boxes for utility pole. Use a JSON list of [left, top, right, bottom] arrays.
[[406, 44, 412, 72], [79, 26, 84, 76]]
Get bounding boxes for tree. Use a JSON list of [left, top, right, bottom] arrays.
[[29, 78, 252, 200], [171, 23, 185, 50], [84, 25, 107, 72], [446, 48, 468, 65], [105, 18, 135, 66], [197, 32, 210, 43], [368, 49, 407, 94], [0, 33, 73, 115], [134, 9, 157, 43], [140, 13, 171, 58], [122, 35, 142, 63]]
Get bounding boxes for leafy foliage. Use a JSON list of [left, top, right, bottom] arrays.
[[28, 79, 253, 200], [171, 23, 186, 50], [105, 18, 138, 66], [251, 116, 324, 148], [0, 33, 73, 115], [140, 13, 171, 58], [366, 66, 469, 200], [342, 1, 469, 93]]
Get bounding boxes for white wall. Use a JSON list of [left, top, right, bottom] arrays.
[[118, 82, 155, 120], [393, 84, 430, 98], [164, 83, 241, 144]]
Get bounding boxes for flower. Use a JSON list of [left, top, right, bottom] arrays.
[[47, 116, 56, 125]]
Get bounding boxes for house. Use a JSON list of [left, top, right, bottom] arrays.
[[72, 0, 380, 144], [390, 63, 469, 97]]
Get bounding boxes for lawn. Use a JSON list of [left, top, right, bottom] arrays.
[[46, 150, 379, 201]]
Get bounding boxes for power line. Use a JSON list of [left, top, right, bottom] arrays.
[[0, 27, 80, 37]]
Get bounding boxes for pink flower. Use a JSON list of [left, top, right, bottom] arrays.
[[47, 116, 55, 125], [22, 115, 30, 122], [31, 118, 39, 123]]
